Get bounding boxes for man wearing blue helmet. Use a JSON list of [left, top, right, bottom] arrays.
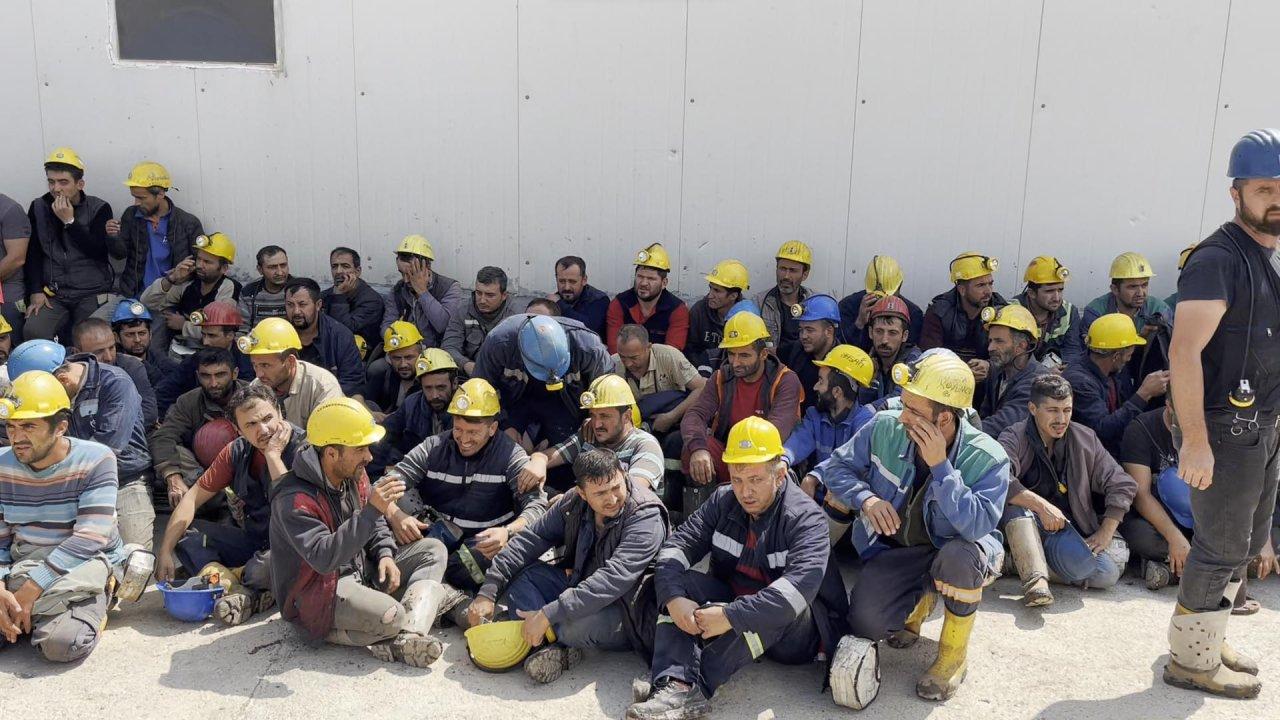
[[1159, 129, 1280, 699], [109, 298, 176, 388], [471, 314, 614, 491], [787, 294, 842, 410]]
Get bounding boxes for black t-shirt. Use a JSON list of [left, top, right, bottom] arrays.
[[1120, 408, 1175, 473]]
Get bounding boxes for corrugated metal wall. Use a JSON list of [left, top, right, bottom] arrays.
[[0, 0, 1274, 303]]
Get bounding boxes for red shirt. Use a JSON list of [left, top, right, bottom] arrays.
[[728, 373, 767, 428], [198, 444, 266, 492]]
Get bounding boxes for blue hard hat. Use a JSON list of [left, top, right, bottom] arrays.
[[8, 340, 66, 378], [518, 315, 571, 391], [111, 298, 152, 324], [795, 293, 840, 323], [157, 580, 224, 622], [725, 299, 762, 321], [1227, 129, 1280, 179]]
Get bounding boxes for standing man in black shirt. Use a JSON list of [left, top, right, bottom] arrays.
[[1162, 129, 1280, 699]]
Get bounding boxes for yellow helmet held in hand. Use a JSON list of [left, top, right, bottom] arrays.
[[193, 232, 236, 263], [776, 240, 813, 267], [383, 321, 424, 353], [949, 252, 999, 283], [396, 234, 435, 261], [237, 317, 302, 355], [865, 255, 904, 296], [722, 416, 784, 464], [1177, 243, 1198, 270], [124, 161, 172, 189], [465, 620, 554, 672], [705, 260, 750, 291], [45, 147, 85, 171], [813, 344, 875, 389], [1023, 256, 1070, 285], [306, 398, 386, 447], [634, 243, 671, 272], [449, 378, 501, 418], [892, 349, 976, 410], [981, 304, 1041, 341], [0, 371, 72, 420], [415, 348, 459, 377], [719, 312, 771, 349], [1109, 252, 1155, 280], [580, 374, 641, 427], [1085, 313, 1147, 351]]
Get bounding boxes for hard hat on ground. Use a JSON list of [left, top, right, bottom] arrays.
[[949, 252, 998, 283], [792, 294, 840, 324], [892, 349, 976, 410], [1228, 129, 1280, 179], [705, 260, 750, 291], [633, 243, 671, 272], [45, 147, 85, 171], [1023, 256, 1070, 285], [190, 300, 243, 328], [776, 241, 813, 267], [981, 304, 1041, 341], [518, 316, 571, 391], [813, 345, 875, 388], [415, 348, 459, 377], [237, 317, 302, 355], [719, 312, 770, 349], [0, 371, 72, 420], [722, 416, 784, 464], [865, 255, 903, 296], [111, 299, 152, 325], [1109, 252, 1155, 280], [396, 234, 435, 260], [8, 340, 67, 378], [1085, 313, 1147, 351], [193, 418, 240, 468], [193, 232, 236, 263], [449, 378, 501, 418], [383, 321, 424, 353], [465, 621, 553, 672], [307, 398, 385, 447], [124, 161, 171, 189]]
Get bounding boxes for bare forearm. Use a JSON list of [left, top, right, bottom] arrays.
[[1169, 344, 1207, 443], [161, 499, 198, 554], [0, 255, 24, 283], [1134, 492, 1183, 543]]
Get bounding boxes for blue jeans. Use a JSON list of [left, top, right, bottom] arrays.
[[504, 562, 630, 651], [1001, 506, 1123, 589]]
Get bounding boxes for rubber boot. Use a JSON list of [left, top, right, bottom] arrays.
[[887, 592, 937, 649], [916, 609, 975, 701], [1220, 580, 1259, 675], [1005, 516, 1053, 607], [369, 580, 445, 668], [1163, 602, 1260, 698]]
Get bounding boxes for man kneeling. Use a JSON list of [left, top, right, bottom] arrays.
[[466, 448, 669, 683], [269, 398, 449, 666]]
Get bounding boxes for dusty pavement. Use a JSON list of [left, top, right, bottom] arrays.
[[2, 571, 1278, 720]]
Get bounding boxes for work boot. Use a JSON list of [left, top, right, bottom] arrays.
[[916, 609, 976, 701], [626, 678, 711, 720], [368, 633, 444, 668], [1143, 560, 1173, 591], [523, 644, 584, 684], [829, 635, 881, 710], [369, 579, 447, 667], [1220, 580, 1260, 675], [887, 592, 937, 649], [1005, 516, 1053, 607], [435, 583, 473, 628], [632, 676, 653, 703], [215, 588, 275, 626], [1163, 602, 1260, 698]]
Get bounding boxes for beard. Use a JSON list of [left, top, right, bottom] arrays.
[[1240, 200, 1280, 236], [815, 389, 836, 414]]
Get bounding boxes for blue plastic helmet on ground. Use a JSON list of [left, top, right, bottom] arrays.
[[8, 340, 67, 379], [111, 298, 152, 325], [1228, 129, 1280, 179], [794, 293, 840, 323], [518, 315, 571, 391], [725, 299, 762, 321]]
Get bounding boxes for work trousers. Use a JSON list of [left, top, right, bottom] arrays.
[[1119, 511, 1192, 564], [0, 557, 110, 663], [1001, 506, 1127, 589], [325, 538, 446, 647], [175, 521, 271, 591], [650, 571, 820, 698], [1178, 417, 1280, 612], [847, 540, 987, 640], [504, 561, 630, 650], [23, 293, 107, 342]]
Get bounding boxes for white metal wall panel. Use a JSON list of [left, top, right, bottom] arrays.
[[516, 0, 687, 296], [0, 1, 48, 203], [679, 0, 862, 298], [352, 0, 520, 290], [1021, 0, 1228, 299], [845, 0, 1043, 304]]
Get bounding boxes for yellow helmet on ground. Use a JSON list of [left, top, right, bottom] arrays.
[[1109, 252, 1155, 280], [949, 252, 998, 283], [865, 255, 904, 296], [813, 345, 875, 389], [722, 416, 784, 464], [45, 147, 85, 171], [0, 371, 72, 420], [396, 234, 435, 260], [719, 312, 771, 349], [1023, 256, 1070, 285], [981, 304, 1041, 341], [237, 317, 302, 355], [449, 378, 501, 418], [634, 243, 671, 272], [193, 232, 236, 263], [415, 348, 459, 377], [306, 398, 386, 447], [776, 240, 813, 267], [1085, 313, 1147, 351], [892, 349, 976, 410], [1177, 243, 1198, 270], [464, 621, 554, 672], [124, 161, 171, 189], [383, 321, 424, 353], [705, 260, 750, 291], [580, 374, 641, 427]]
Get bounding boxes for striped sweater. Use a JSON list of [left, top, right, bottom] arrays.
[[0, 438, 124, 589]]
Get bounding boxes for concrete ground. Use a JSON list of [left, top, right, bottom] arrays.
[[2, 569, 1278, 720]]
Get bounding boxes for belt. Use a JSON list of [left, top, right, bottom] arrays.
[[1208, 411, 1280, 434]]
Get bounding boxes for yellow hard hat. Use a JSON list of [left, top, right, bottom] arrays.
[[1109, 251, 1155, 280], [718, 311, 770, 349], [865, 255, 903, 296], [0, 371, 72, 420], [776, 240, 813, 267], [45, 147, 85, 171], [1085, 313, 1147, 351], [1023, 256, 1070, 285], [383, 321, 424, 353], [237, 317, 302, 355], [580, 374, 641, 427], [396, 234, 435, 261], [464, 621, 554, 672], [892, 350, 976, 410], [354, 335, 369, 359], [813, 344, 875, 388], [949, 252, 999, 283], [0, 313, 12, 336], [193, 232, 236, 263], [722, 416, 784, 464], [415, 348, 459, 377], [705, 259, 750, 291], [1177, 242, 1198, 270], [124, 161, 171, 189], [306, 398, 386, 447], [448, 378, 501, 418], [981, 304, 1041, 341], [634, 243, 671, 272]]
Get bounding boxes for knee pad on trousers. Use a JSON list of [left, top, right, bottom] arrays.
[[36, 610, 102, 663]]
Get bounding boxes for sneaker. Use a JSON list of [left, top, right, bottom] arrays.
[[626, 678, 711, 720], [1144, 561, 1172, 591], [523, 644, 584, 684], [369, 632, 444, 668], [215, 589, 276, 626]]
